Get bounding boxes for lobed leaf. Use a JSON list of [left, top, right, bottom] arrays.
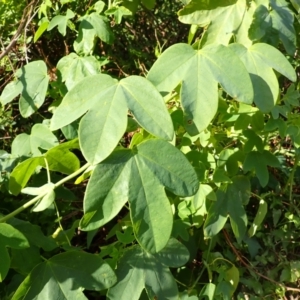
[[147, 43, 253, 134], [107, 239, 189, 300], [80, 139, 199, 253], [12, 251, 116, 299]]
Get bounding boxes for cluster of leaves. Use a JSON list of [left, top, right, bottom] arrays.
[[1, 0, 300, 299]]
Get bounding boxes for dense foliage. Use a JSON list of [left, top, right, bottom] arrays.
[[1, 0, 300, 299]]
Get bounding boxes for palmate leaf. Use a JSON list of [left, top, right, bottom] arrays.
[[80, 139, 199, 253], [47, 9, 75, 36], [178, 0, 253, 47], [229, 43, 296, 112], [0, 223, 29, 282], [74, 13, 114, 55], [248, 0, 296, 55], [0, 61, 49, 117], [8, 218, 57, 252], [147, 43, 253, 135], [243, 150, 280, 187], [107, 239, 189, 300], [11, 123, 59, 158], [57, 52, 101, 90], [12, 251, 116, 300], [51, 74, 174, 165], [204, 176, 250, 241]]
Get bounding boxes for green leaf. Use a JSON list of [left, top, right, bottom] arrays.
[[8, 218, 57, 251], [80, 139, 199, 253], [0, 240, 10, 282], [57, 53, 101, 89], [193, 184, 215, 210], [248, 1, 296, 55], [291, 0, 300, 11], [178, 0, 252, 47], [52, 74, 174, 164], [243, 129, 264, 153], [17, 61, 49, 118], [47, 9, 75, 36], [122, 0, 140, 14], [107, 239, 189, 300], [224, 265, 239, 296], [78, 91, 127, 165], [34, 19, 49, 42], [120, 76, 174, 141], [243, 150, 280, 187], [229, 43, 295, 112], [12, 251, 117, 300], [11, 124, 58, 158], [203, 190, 228, 237], [227, 177, 249, 241], [94, 1, 106, 13], [249, 43, 296, 82], [30, 124, 59, 156], [105, 6, 132, 24], [204, 176, 249, 240], [9, 157, 43, 195], [11, 247, 42, 275], [147, 43, 253, 135], [50, 74, 117, 131], [74, 13, 114, 55], [0, 80, 23, 106], [141, 0, 156, 9], [11, 133, 31, 157], [0, 223, 29, 282], [116, 226, 135, 244], [178, 0, 237, 12], [248, 5, 272, 41], [199, 283, 216, 299], [44, 140, 80, 174], [248, 199, 267, 237], [269, 0, 296, 55]]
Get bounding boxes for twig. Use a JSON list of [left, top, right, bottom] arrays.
[[23, 5, 39, 64], [223, 229, 300, 294], [0, 0, 39, 61]]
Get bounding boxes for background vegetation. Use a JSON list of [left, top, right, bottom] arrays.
[[1, 0, 300, 299]]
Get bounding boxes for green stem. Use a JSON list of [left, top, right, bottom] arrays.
[[44, 157, 51, 183], [0, 163, 91, 223], [53, 201, 71, 246], [283, 153, 300, 202], [189, 238, 213, 291]]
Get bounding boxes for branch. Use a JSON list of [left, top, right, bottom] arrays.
[[0, 0, 38, 61], [223, 229, 300, 294], [0, 163, 91, 223]]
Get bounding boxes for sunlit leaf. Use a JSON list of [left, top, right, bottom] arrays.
[[80, 139, 199, 253], [178, 0, 252, 47], [51, 74, 174, 164], [147, 43, 253, 135], [57, 52, 101, 89], [9, 157, 43, 196], [18, 61, 49, 117]]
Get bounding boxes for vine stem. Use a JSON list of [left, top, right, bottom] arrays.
[[0, 163, 91, 223], [283, 152, 300, 200], [223, 229, 300, 293], [189, 238, 213, 292]]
